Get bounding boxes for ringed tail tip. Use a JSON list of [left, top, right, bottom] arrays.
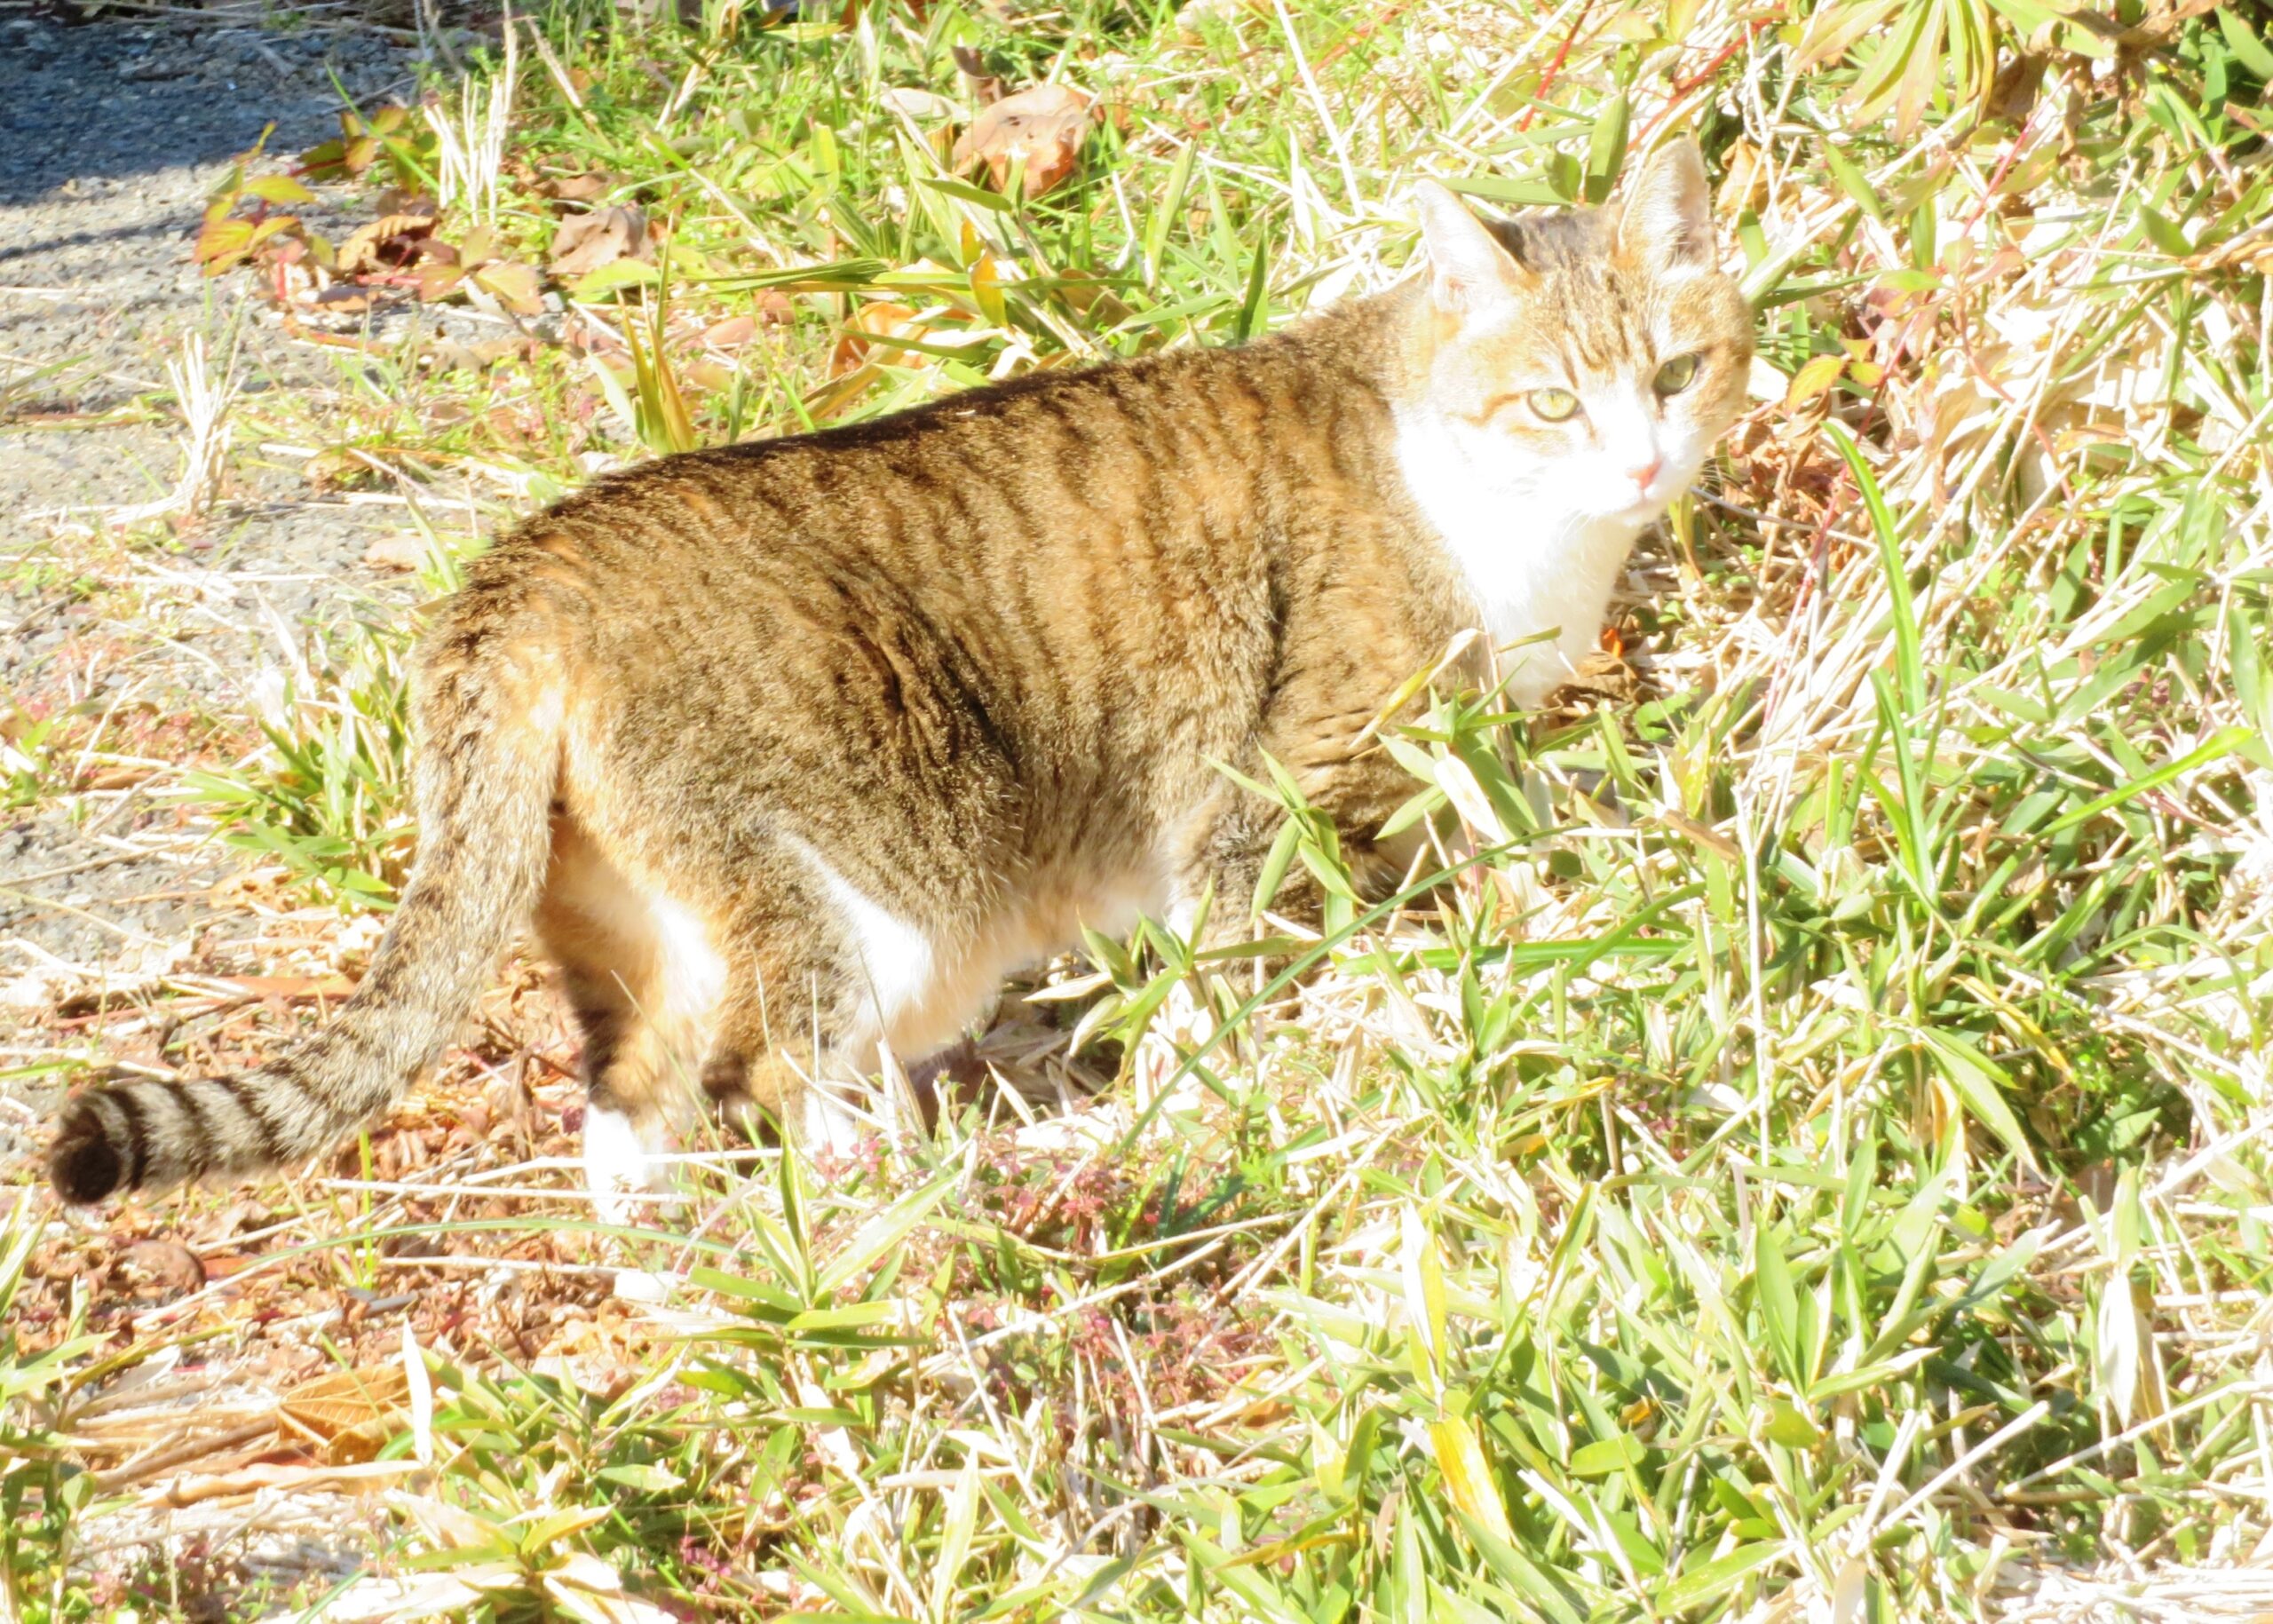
[[49, 1099, 125, 1204]]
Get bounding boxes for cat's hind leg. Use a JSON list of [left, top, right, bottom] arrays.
[[535, 818, 726, 1226], [696, 863, 978, 1158], [543, 820, 975, 1207], [693, 929, 898, 1161]]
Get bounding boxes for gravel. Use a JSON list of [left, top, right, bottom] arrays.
[[2, 6, 413, 383], [0, 6, 435, 1145], [0, 10, 499, 1599]]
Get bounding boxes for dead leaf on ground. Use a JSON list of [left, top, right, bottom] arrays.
[[479, 1065, 533, 1138], [829, 301, 939, 377], [280, 1365, 410, 1464], [414, 261, 468, 303], [191, 1200, 277, 1250], [952, 83, 1094, 196], [701, 297, 794, 349], [118, 1240, 205, 1301], [950, 44, 1006, 106], [703, 313, 760, 349], [550, 205, 650, 277], [336, 213, 442, 276], [471, 259, 546, 316], [535, 167, 618, 206]]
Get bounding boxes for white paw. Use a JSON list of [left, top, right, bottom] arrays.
[[799, 1082, 867, 1157], [1133, 978, 1215, 1118], [582, 1104, 661, 1229]]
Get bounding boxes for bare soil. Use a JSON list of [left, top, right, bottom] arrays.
[[1, 4, 432, 1162]]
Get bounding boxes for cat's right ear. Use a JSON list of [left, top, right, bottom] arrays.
[[1414, 181, 1526, 317], [1617, 139, 1715, 272]]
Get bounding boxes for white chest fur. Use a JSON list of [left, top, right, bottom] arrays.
[[1390, 406, 1644, 706]]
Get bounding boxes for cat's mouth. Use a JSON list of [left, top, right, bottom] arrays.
[[1616, 464, 1699, 522], [1609, 487, 1675, 523]]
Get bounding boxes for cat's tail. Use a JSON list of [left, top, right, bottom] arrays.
[[48, 551, 578, 1202]]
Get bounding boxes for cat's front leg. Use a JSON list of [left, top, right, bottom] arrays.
[[1133, 783, 1399, 1118], [1173, 774, 1410, 947], [1163, 782, 1286, 950]]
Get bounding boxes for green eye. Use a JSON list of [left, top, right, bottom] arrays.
[[1654, 353, 1701, 395], [1528, 388, 1580, 422]]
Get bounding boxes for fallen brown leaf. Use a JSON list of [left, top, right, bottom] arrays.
[[702, 313, 758, 348], [413, 262, 467, 303], [279, 1365, 410, 1465], [951, 83, 1094, 196], [119, 1239, 205, 1300], [336, 213, 441, 276], [471, 259, 546, 316], [192, 1200, 278, 1250], [550, 204, 649, 277], [479, 1066, 533, 1146], [535, 167, 616, 206], [702, 293, 795, 338], [829, 301, 938, 377]]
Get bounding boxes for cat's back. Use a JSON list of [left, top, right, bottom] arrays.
[[426, 319, 1394, 857], [461, 312, 1404, 728], [521, 340, 1256, 582], [503, 301, 1399, 583]]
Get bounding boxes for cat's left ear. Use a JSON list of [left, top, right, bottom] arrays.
[[1617, 139, 1715, 273]]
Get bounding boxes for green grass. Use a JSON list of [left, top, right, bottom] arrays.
[[14, 0, 2273, 1618]]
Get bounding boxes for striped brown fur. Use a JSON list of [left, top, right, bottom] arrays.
[[48, 142, 1751, 1205]]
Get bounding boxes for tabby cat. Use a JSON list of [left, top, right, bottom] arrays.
[[49, 139, 1752, 1212]]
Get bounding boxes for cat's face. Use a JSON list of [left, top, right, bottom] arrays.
[[1408, 143, 1753, 526]]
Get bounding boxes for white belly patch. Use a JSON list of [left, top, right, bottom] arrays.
[[797, 843, 1171, 1064]]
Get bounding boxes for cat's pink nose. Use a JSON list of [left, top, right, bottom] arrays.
[[1628, 458, 1663, 492]]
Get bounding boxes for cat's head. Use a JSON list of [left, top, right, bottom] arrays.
[[1405, 140, 1753, 525]]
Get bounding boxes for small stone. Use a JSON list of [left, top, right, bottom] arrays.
[[361, 533, 429, 572]]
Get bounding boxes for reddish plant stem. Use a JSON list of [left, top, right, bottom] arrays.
[[1637, 19, 1776, 142], [1518, 0, 1600, 132]]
